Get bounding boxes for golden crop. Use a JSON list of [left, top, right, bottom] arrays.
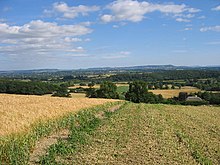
[[0, 94, 117, 136]]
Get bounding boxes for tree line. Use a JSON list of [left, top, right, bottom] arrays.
[[0, 80, 69, 96], [86, 81, 220, 105]]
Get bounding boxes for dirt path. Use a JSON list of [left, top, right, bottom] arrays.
[[29, 129, 70, 165]]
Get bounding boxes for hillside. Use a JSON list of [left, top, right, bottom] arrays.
[[1, 100, 220, 164], [42, 103, 220, 164]]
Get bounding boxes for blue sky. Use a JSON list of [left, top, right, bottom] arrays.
[[0, 0, 220, 70]]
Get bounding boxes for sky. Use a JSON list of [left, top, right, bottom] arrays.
[[0, 0, 220, 70]]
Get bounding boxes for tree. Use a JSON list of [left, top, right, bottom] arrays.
[[178, 92, 188, 101], [87, 81, 119, 99], [125, 81, 148, 103], [125, 81, 164, 103], [88, 82, 95, 88], [154, 83, 160, 89], [52, 85, 71, 97], [165, 84, 169, 89], [148, 84, 154, 90]]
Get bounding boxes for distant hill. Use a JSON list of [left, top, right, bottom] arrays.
[[86, 65, 220, 71], [0, 65, 220, 75]]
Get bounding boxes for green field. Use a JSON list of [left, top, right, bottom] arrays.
[[117, 85, 129, 94], [29, 102, 220, 165]]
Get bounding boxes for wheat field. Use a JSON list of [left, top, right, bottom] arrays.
[[150, 86, 200, 98], [0, 94, 117, 136]]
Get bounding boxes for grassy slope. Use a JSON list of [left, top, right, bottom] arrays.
[[67, 103, 220, 164]]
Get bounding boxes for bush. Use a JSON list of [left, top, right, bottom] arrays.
[[180, 101, 209, 106], [52, 86, 71, 97]]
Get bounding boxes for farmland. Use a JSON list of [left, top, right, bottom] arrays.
[[149, 86, 201, 98], [21, 102, 220, 165], [69, 84, 201, 99], [0, 68, 220, 164], [0, 94, 117, 136]]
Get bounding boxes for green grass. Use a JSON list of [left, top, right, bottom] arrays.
[[117, 86, 129, 94], [39, 103, 220, 165], [2, 102, 220, 164]]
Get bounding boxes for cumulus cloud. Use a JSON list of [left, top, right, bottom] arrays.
[[101, 0, 200, 23], [0, 20, 92, 56], [212, 5, 220, 11], [64, 37, 82, 42], [200, 26, 220, 32], [45, 2, 100, 19]]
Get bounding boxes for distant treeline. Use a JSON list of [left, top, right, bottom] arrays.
[[105, 70, 220, 82], [0, 80, 58, 95], [1, 70, 220, 84]]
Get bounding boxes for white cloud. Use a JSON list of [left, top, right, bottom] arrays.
[[0, 18, 6, 22], [113, 25, 119, 28], [176, 18, 191, 22], [198, 16, 206, 19], [187, 8, 201, 13], [0, 20, 92, 56], [101, 0, 200, 23], [120, 51, 131, 55], [64, 37, 82, 42], [212, 5, 220, 11], [46, 2, 100, 19], [102, 55, 127, 59], [174, 13, 195, 18], [200, 26, 220, 32], [84, 38, 91, 42], [66, 47, 85, 52], [184, 27, 192, 31], [101, 15, 114, 22]]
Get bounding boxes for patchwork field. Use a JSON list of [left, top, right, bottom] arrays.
[[0, 94, 117, 136], [150, 86, 201, 98], [69, 83, 129, 89], [69, 84, 200, 99]]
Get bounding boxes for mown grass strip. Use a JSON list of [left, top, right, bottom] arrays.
[[38, 102, 126, 164], [65, 103, 196, 164]]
